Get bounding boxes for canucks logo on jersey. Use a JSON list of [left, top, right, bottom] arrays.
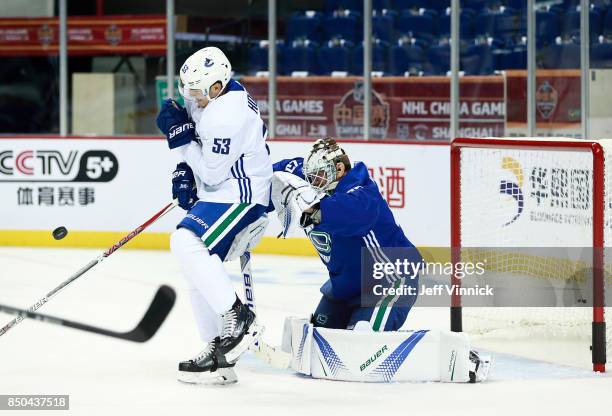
[[308, 230, 332, 263]]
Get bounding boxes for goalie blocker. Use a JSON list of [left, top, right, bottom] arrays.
[[282, 317, 491, 383]]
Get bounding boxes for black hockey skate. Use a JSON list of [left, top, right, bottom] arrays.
[[218, 297, 264, 363], [177, 337, 237, 385]]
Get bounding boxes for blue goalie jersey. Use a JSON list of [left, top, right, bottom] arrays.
[[273, 158, 421, 304]]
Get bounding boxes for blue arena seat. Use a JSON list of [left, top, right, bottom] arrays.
[[373, 10, 397, 42], [557, 42, 581, 68], [463, 0, 487, 13], [438, 8, 475, 40], [536, 10, 560, 47], [392, 0, 429, 11], [325, 0, 361, 12], [548, 3, 566, 16], [426, 43, 450, 75], [591, 41, 612, 69], [324, 10, 361, 43], [247, 41, 284, 74], [351, 39, 391, 74], [562, 6, 603, 39], [492, 8, 521, 43], [397, 9, 436, 44], [429, 0, 451, 14], [540, 42, 580, 69], [280, 40, 318, 75], [286, 11, 324, 44], [484, 0, 505, 9], [462, 42, 496, 75], [373, 0, 392, 11], [247, 42, 268, 74], [539, 44, 558, 68], [506, 0, 526, 11], [473, 10, 496, 37], [561, 9, 579, 39], [602, 8, 612, 38], [389, 38, 426, 75], [318, 39, 354, 74], [475, 8, 519, 41], [496, 44, 527, 70]]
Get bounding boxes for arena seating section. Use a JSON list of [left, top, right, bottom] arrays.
[[248, 0, 612, 76]]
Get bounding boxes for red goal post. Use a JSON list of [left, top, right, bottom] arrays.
[[450, 137, 607, 372]]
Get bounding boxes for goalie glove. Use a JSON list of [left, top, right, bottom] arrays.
[[272, 172, 324, 236], [300, 204, 321, 228]]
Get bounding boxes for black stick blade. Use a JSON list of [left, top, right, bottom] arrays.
[[0, 285, 176, 343], [120, 285, 176, 342]]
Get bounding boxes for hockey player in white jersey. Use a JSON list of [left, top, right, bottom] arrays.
[[156, 47, 272, 384]]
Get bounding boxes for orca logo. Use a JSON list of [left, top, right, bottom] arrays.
[[315, 313, 328, 325], [308, 230, 331, 254], [500, 156, 524, 226], [204, 58, 214, 67]]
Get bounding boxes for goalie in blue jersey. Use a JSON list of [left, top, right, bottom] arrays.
[[271, 138, 421, 332]]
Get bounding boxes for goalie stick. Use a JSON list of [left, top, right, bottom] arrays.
[[0, 200, 178, 337], [239, 252, 291, 369], [0, 285, 176, 342]]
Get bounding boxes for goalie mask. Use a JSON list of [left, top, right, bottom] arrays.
[[303, 138, 348, 192], [179, 46, 232, 101]]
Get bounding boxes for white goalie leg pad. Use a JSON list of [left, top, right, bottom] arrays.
[[284, 319, 477, 382], [281, 316, 293, 353], [224, 214, 269, 262], [282, 317, 313, 375], [310, 328, 472, 382]]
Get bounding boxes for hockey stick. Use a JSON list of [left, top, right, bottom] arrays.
[[0, 285, 176, 342], [0, 200, 178, 337], [239, 252, 291, 369]]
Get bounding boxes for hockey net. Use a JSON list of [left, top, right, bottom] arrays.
[[451, 137, 611, 372]]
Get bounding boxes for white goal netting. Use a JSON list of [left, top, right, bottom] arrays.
[[455, 137, 612, 368]]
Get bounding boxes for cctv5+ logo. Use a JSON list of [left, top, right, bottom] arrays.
[[0, 150, 118, 182]]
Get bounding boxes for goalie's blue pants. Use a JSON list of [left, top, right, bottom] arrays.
[[312, 295, 414, 332]]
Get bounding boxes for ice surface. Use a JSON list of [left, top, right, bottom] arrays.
[[1, 247, 611, 416]]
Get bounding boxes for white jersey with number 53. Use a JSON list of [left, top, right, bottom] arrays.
[[178, 79, 272, 206]]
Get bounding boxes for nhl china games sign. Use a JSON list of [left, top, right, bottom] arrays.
[[242, 70, 581, 140]]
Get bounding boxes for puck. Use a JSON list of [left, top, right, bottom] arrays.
[[52, 226, 68, 240]]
